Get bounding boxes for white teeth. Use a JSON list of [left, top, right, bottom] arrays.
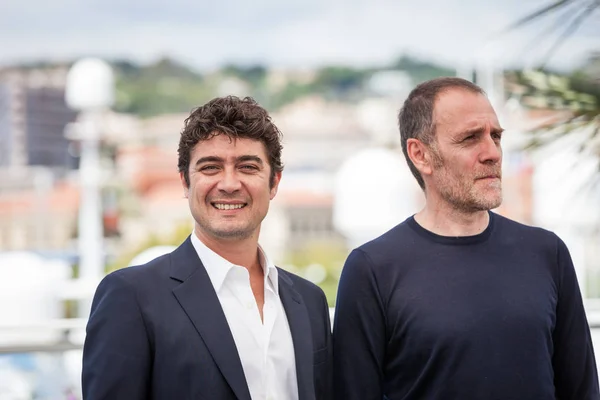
[[214, 203, 245, 210]]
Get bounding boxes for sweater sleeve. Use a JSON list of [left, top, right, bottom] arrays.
[[552, 236, 600, 400], [333, 249, 387, 400]]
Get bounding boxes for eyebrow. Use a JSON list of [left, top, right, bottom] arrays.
[[460, 126, 505, 136], [194, 155, 265, 166]]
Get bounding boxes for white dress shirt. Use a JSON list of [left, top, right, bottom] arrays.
[[191, 233, 299, 400]]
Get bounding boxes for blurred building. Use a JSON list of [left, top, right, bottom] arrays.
[[0, 168, 78, 251], [0, 67, 77, 170], [114, 145, 189, 251], [0, 67, 129, 252], [273, 96, 373, 171]]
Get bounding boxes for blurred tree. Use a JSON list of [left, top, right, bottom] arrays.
[[391, 55, 455, 84], [222, 64, 268, 87], [500, 0, 599, 70], [113, 57, 214, 117], [312, 66, 371, 96], [265, 55, 454, 108], [502, 1, 600, 185], [507, 60, 599, 147], [8, 54, 461, 115]]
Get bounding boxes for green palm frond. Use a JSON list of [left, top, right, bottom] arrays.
[[507, 66, 600, 155], [499, 0, 574, 33], [500, 0, 599, 69]]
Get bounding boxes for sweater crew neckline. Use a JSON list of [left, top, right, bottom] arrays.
[[407, 211, 495, 245]]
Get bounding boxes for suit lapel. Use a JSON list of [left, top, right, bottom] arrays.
[[170, 237, 251, 400], [279, 271, 316, 400]]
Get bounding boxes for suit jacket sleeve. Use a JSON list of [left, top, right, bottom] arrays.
[[552, 236, 600, 400], [333, 249, 386, 400], [82, 270, 152, 399], [320, 287, 334, 400]]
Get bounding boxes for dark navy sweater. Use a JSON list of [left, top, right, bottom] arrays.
[[333, 211, 599, 400]]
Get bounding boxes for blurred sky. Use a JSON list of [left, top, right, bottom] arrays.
[[1, 0, 599, 71]]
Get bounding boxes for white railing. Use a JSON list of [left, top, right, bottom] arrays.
[[0, 318, 86, 354], [3, 305, 600, 354]]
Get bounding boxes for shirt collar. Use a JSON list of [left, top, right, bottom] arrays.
[[259, 245, 279, 296], [190, 233, 279, 295]]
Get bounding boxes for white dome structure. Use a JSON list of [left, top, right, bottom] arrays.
[[333, 147, 423, 249], [65, 58, 114, 111], [129, 246, 177, 267]]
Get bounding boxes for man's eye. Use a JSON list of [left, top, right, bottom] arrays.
[[240, 165, 258, 171], [200, 165, 219, 171]]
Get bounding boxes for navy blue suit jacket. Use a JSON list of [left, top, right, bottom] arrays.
[[82, 237, 333, 399]]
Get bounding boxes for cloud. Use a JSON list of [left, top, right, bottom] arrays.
[[0, 0, 597, 70]]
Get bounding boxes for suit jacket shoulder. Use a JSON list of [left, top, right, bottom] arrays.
[[278, 268, 326, 298]]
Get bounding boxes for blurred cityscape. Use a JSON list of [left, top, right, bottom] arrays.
[[1, 0, 599, 398]]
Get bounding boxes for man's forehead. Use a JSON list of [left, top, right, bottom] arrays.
[[461, 116, 502, 130], [191, 135, 268, 160], [433, 90, 499, 128]]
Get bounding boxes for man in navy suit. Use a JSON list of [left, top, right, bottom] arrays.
[[82, 96, 333, 400]]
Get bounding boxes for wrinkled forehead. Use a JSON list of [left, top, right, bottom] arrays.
[[433, 89, 500, 133]]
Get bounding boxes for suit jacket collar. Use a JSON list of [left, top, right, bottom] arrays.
[[278, 269, 316, 400], [169, 237, 252, 400], [169, 237, 316, 400]]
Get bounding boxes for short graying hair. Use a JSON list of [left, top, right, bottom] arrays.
[[398, 77, 485, 190]]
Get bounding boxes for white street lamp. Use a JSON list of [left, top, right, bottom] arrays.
[[65, 58, 114, 317]]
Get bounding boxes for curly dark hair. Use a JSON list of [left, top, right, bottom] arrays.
[[178, 96, 284, 188], [398, 77, 485, 190]]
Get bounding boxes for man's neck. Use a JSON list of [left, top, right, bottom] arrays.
[[414, 200, 490, 237], [195, 230, 262, 275]]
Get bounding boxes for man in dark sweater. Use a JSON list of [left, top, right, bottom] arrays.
[[332, 77, 599, 400]]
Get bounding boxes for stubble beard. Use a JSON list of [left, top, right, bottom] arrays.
[[201, 218, 258, 240], [431, 150, 503, 213]]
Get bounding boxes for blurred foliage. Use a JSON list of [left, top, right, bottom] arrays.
[[113, 58, 214, 117], [499, 0, 599, 70], [8, 54, 454, 116], [222, 64, 268, 87], [312, 66, 373, 97], [505, 53, 600, 155], [391, 55, 455, 84], [281, 241, 349, 307], [107, 54, 453, 116], [500, 0, 599, 167], [587, 271, 600, 299], [266, 81, 316, 109]]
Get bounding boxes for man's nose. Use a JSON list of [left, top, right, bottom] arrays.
[[216, 169, 242, 193], [479, 134, 502, 164]]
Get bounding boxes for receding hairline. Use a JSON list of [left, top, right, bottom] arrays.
[[402, 81, 486, 134], [431, 83, 486, 104], [430, 85, 488, 123]]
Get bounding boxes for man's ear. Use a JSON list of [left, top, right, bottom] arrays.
[[270, 171, 282, 200], [407, 138, 434, 177], [180, 172, 189, 198]]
